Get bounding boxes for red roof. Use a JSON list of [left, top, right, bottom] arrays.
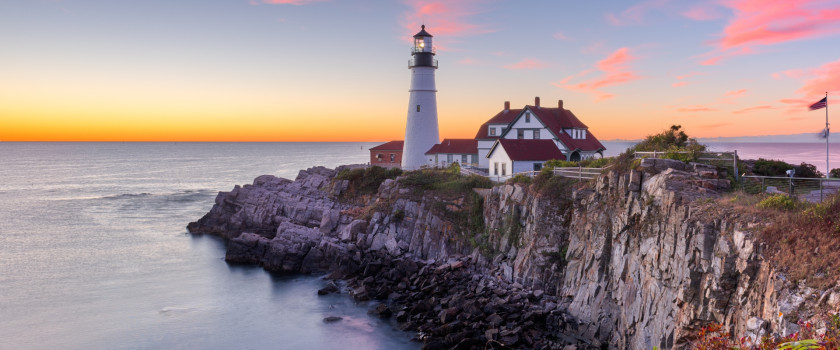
[[474, 108, 523, 140], [370, 140, 404, 151], [425, 139, 478, 155], [518, 106, 605, 152], [490, 139, 566, 161]]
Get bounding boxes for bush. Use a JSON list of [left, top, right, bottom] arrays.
[[633, 125, 705, 153], [757, 194, 797, 211], [831, 168, 840, 178], [544, 159, 579, 168], [795, 162, 823, 178], [507, 174, 532, 184], [579, 157, 613, 168], [752, 158, 793, 176]]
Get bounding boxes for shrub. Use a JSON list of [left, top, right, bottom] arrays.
[[752, 158, 793, 176], [507, 174, 533, 184], [580, 156, 613, 168], [633, 125, 705, 153], [544, 159, 579, 168], [757, 194, 797, 211], [795, 162, 823, 178], [663, 150, 695, 163], [831, 168, 840, 178]]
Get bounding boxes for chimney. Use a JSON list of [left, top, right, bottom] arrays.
[[558, 100, 564, 109], [535, 96, 540, 108], [504, 101, 510, 112]]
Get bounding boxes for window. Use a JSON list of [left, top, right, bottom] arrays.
[[501, 163, 506, 176], [376, 153, 383, 160], [471, 155, 477, 164], [534, 163, 542, 171], [494, 162, 499, 175], [447, 154, 453, 163], [416, 105, 421, 112], [390, 153, 395, 162], [461, 154, 467, 163], [489, 128, 496, 136], [517, 129, 524, 139], [525, 112, 530, 123], [533, 130, 540, 139]]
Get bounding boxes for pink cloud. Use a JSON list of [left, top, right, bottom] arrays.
[[672, 71, 704, 87], [261, 0, 326, 4], [732, 105, 776, 114], [504, 58, 549, 70], [677, 106, 717, 112], [682, 3, 724, 21], [458, 57, 477, 65], [402, 0, 495, 42], [606, 0, 669, 26], [553, 32, 569, 40], [701, 0, 840, 64], [796, 58, 840, 97], [725, 89, 747, 96], [553, 48, 641, 102]]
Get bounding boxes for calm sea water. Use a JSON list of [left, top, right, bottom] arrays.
[[0, 142, 415, 350], [1, 141, 837, 350]]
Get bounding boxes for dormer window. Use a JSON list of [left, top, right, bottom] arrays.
[[525, 113, 530, 123], [489, 128, 496, 136]]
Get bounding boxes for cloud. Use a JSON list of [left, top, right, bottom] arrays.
[[725, 89, 747, 96], [458, 57, 477, 65], [553, 48, 641, 102], [504, 58, 549, 70], [732, 105, 776, 114], [677, 106, 717, 112], [553, 32, 569, 40], [699, 123, 733, 129], [402, 0, 495, 41], [606, 0, 669, 26], [796, 58, 840, 97], [701, 0, 840, 65], [681, 3, 724, 21], [672, 71, 704, 87], [261, 0, 326, 5]]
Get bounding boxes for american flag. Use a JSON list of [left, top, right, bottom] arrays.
[[809, 97, 827, 110]]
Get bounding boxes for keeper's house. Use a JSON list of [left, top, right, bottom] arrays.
[[424, 138, 478, 168], [476, 97, 605, 170]]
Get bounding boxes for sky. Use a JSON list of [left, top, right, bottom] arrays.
[[2, 0, 840, 142]]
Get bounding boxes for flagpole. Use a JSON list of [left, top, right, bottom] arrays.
[[827, 92, 830, 178]]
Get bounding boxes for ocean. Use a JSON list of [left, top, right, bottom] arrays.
[[1, 141, 837, 350]]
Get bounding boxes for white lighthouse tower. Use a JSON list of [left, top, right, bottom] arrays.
[[402, 25, 440, 170]]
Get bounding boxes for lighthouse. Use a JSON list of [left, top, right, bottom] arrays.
[[402, 25, 440, 170]]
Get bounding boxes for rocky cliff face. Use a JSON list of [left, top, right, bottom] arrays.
[[188, 162, 839, 349]]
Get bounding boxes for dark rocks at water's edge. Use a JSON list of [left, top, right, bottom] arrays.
[[339, 252, 593, 349], [187, 162, 840, 349]]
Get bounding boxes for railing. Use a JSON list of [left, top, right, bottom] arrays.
[[408, 58, 438, 68], [410, 47, 436, 54], [741, 175, 840, 202], [635, 150, 740, 181], [460, 164, 488, 177], [509, 166, 605, 181]]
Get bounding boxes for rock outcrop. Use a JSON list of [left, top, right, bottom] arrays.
[[188, 163, 840, 349]]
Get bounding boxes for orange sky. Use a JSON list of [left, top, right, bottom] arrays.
[[2, 0, 839, 142]]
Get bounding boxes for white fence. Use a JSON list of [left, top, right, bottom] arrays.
[[511, 167, 604, 181], [635, 150, 740, 181]]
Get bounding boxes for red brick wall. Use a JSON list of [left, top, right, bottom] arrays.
[[370, 150, 402, 168]]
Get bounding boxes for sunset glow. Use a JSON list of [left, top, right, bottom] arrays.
[[2, 0, 839, 141]]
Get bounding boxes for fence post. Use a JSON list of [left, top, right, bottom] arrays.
[[820, 178, 824, 202], [761, 177, 765, 193], [578, 166, 582, 181], [733, 150, 739, 182], [653, 150, 658, 159]]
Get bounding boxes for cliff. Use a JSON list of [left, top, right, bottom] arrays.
[[188, 162, 840, 349]]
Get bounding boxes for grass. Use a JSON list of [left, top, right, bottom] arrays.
[[334, 166, 402, 201], [398, 167, 493, 199]]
